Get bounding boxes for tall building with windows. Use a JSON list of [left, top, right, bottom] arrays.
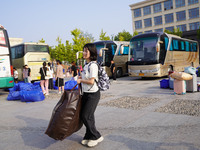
[[129, 0, 200, 34]]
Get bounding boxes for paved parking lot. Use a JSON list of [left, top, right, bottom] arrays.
[[0, 76, 200, 150]]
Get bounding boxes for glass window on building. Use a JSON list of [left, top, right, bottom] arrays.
[[176, 11, 186, 21], [188, 0, 199, 5], [165, 26, 174, 32], [165, 13, 174, 23], [189, 7, 199, 19], [155, 28, 163, 32], [135, 20, 142, 29], [164, 0, 173, 10], [154, 16, 162, 25], [143, 6, 151, 16], [144, 18, 152, 27], [153, 3, 162, 13], [175, 0, 185, 8], [177, 24, 187, 31], [144, 30, 152, 33], [189, 22, 200, 30], [134, 8, 141, 18]]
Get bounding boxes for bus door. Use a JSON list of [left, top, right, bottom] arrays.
[[0, 27, 14, 88]]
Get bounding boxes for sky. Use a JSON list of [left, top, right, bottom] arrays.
[[1, 0, 143, 46]]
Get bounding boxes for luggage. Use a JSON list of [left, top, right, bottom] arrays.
[[20, 90, 45, 102], [160, 79, 169, 88], [174, 79, 186, 95], [184, 66, 196, 75], [45, 84, 82, 140], [169, 77, 174, 89], [186, 74, 197, 92], [170, 71, 193, 81]]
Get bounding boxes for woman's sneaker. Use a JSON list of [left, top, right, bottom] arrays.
[[87, 136, 104, 147], [81, 139, 89, 146]]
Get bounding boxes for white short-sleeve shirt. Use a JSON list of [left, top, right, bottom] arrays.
[[81, 61, 99, 93]]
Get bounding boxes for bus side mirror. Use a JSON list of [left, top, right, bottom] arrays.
[[120, 45, 124, 54], [159, 41, 163, 44], [76, 51, 83, 59]]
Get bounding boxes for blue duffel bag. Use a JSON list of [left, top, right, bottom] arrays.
[[18, 83, 33, 91], [7, 91, 21, 101], [64, 80, 78, 90], [20, 90, 45, 102]]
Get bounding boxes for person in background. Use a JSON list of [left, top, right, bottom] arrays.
[[39, 62, 49, 95], [55, 60, 64, 94], [71, 61, 78, 80], [13, 67, 18, 83], [23, 65, 31, 83], [77, 43, 103, 147], [48, 62, 54, 90], [110, 60, 116, 82]]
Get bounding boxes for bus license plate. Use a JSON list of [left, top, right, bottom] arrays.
[[139, 73, 144, 76]]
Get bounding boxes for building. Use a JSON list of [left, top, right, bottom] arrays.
[[9, 38, 23, 47], [129, 0, 200, 34]]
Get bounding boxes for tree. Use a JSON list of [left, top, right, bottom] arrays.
[[39, 38, 45, 43], [99, 29, 111, 41], [114, 30, 133, 41], [164, 28, 182, 37], [133, 30, 139, 37]]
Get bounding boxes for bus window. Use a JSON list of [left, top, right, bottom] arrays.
[[16, 46, 24, 58], [193, 43, 197, 52], [164, 37, 168, 50], [26, 45, 48, 52], [173, 39, 179, 50], [181, 41, 185, 50], [185, 41, 190, 51], [111, 44, 117, 55]]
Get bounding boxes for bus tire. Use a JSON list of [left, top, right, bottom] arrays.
[[116, 68, 123, 78]]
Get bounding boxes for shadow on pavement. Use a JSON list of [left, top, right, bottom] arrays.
[[107, 135, 199, 150]]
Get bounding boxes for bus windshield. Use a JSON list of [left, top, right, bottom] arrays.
[[95, 44, 104, 63], [26, 45, 49, 52], [130, 37, 158, 63]]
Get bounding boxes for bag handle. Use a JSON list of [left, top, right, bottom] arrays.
[[70, 84, 82, 94]]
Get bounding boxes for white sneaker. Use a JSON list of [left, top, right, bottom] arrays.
[[81, 139, 89, 146], [87, 136, 104, 147], [58, 91, 61, 94]]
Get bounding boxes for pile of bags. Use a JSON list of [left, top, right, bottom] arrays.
[[7, 82, 45, 102]]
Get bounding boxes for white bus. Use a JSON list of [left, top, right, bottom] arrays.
[[11, 42, 50, 81], [95, 41, 129, 77], [128, 32, 199, 77], [0, 25, 14, 88]]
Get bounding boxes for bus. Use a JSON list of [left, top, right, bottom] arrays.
[[128, 32, 199, 77], [0, 25, 14, 88], [94, 41, 129, 77], [11, 42, 50, 81]]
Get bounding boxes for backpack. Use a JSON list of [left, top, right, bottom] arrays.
[[88, 62, 110, 91]]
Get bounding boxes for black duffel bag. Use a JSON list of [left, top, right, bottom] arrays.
[[45, 84, 82, 140]]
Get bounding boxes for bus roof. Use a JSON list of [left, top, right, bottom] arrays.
[[93, 40, 115, 45], [131, 32, 164, 40], [11, 42, 49, 47]]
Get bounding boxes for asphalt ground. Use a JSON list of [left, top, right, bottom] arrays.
[[0, 76, 200, 150]]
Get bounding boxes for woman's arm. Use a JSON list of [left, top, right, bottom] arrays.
[[77, 77, 95, 85]]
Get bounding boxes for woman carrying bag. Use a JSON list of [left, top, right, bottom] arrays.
[[77, 43, 103, 147], [39, 62, 49, 95]]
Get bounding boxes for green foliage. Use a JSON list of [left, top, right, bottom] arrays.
[[114, 30, 133, 41], [99, 29, 111, 41], [164, 28, 182, 37], [49, 28, 94, 63], [39, 38, 45, 43], [133, 30, 139, 37]]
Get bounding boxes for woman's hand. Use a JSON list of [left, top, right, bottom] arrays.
[[78, 76, 82, 79], [77, 79, 81, 84]]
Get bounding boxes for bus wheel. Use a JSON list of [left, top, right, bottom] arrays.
[[116, 68, 123, 78]]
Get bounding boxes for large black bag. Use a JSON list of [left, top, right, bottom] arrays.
[[45, 84, 82, 140]]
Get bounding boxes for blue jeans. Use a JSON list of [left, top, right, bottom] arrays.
[[24, 78, 28, 83]]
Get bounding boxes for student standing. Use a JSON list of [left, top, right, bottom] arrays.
[[110, 60, 116, 82], [48, 62, 54, 90], [55, 60, 64, 94], [71, 61, 78, 80], [77, 43, 103, 147], [13, 67, 18, 83], [23, 65, 31, 83], [39, 62, 49, 95]]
